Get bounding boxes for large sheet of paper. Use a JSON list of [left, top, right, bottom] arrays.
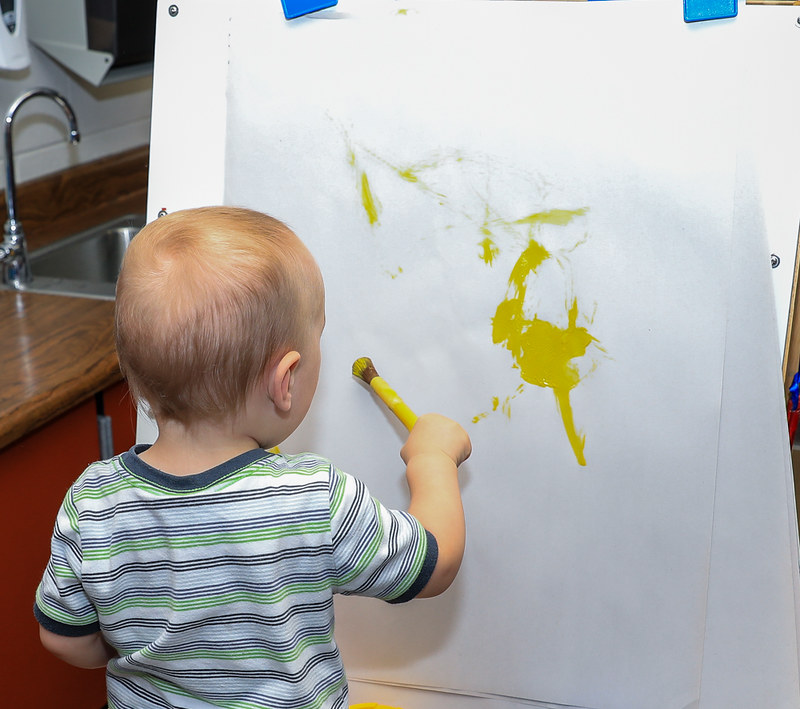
[[146, 1, 800, 707]]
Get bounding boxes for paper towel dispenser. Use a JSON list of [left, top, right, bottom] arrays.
[[0, 0, 30, 69], [27, 0, 156, 86], [1, 0, 18, 33]]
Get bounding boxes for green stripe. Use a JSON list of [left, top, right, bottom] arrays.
[[332, 499, 383, 586], [329, 468, 346, 516], [126, 673, 347, 709], [387, 518, 427, 600], [83, 520, 330, 560], [63, 490, 80, 533], [139, 632, 333, 663], [51, 561, 79, 579], [76, 459, 330, 500], [99, 580, 333, 615], [36, 587, 97, 625]]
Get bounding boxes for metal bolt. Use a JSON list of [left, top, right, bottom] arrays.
[[158, 208, 168, 218], [771, 253, 780, 269], [168, 5, 179, 17]]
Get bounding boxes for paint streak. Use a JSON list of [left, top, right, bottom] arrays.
[[473, 387, 524, 423], [477, 204, 501, 265], [513, 207, 589, 228], [380, 156, 451, 201], [492, 223, 596, 466], [479, 236, 500, 265], [397, 167, 419, 183], [472, 395, 501, 423], [360, 172, 381, 226]]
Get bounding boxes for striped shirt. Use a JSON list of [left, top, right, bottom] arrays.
[[35, 445, 437, 709]]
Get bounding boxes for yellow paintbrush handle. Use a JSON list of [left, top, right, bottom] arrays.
[[370, 376, 418, 430]]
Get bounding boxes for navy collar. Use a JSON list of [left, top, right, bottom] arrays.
[[119, 444, 271, 491]]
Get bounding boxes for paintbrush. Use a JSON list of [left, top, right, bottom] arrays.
[[352, 356, 418, 430]]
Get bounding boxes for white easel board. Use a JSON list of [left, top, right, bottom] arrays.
[[146, 2, 800, 707]]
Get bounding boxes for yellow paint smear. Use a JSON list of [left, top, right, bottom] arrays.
[[386, 159, 448, 201], [514, 207, 589, 228], [492, 222, 595, 466], [479, 236, 500, 265], [360, 172, 381, 226], [397, 167, 419, 183]]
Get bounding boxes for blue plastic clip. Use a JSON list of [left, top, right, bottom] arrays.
[[684, 0, 737, 23], [281, 0, 337, 20]]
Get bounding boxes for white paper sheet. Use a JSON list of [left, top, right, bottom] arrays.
[[223, 3, 734, 706]]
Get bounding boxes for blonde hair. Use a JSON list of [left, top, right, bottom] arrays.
[[115, 206, 323, 426]]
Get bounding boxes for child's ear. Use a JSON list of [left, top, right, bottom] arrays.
[[267, 351, 301, 412]]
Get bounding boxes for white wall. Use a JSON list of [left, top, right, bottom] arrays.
[[0, 44, 151, 188]]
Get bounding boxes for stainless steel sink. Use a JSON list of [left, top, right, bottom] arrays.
[[4, 214, 145, 299]]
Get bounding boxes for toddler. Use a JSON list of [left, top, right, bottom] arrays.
[[34, 206, 471, 709]]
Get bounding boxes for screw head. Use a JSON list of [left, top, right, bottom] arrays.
[[771, 253, 781, 269], [168, 4, 179, 17]]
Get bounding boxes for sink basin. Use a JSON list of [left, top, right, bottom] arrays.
[[3, 214, 145, 299]]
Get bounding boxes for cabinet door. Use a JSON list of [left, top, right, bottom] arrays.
[[1, 382, 135, 709]]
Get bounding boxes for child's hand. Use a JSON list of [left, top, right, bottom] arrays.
[[401, 413, 472, 468]]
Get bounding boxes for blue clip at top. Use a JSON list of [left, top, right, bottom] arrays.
[[281, 0, 337, 19], [684, 0, 737, 22]]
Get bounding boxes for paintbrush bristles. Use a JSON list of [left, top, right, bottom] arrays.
[[352, 356, 379, 384]]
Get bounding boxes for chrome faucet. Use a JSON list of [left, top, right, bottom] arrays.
[[0, 88, 80, 289]]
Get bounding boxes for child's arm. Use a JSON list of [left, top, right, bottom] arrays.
[[39, 626, 118, 669], [401, 413, 471, 598]]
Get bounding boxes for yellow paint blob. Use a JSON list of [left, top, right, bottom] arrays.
[[360, 172, 381, 226], [479, 237, 500, 265], [492, 229, 595, 466]]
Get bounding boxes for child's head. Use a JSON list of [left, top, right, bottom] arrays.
[[115, 206, 324, 429]]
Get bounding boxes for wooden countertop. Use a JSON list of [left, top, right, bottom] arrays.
[[0, 146, 148, 450], [0, 292, 120, 449]]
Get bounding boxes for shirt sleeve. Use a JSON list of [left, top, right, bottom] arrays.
[[33, 487, 100, 637], [328, 466, 438, 603]]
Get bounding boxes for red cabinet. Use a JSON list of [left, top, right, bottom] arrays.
[[1, 381, 136, 709]]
